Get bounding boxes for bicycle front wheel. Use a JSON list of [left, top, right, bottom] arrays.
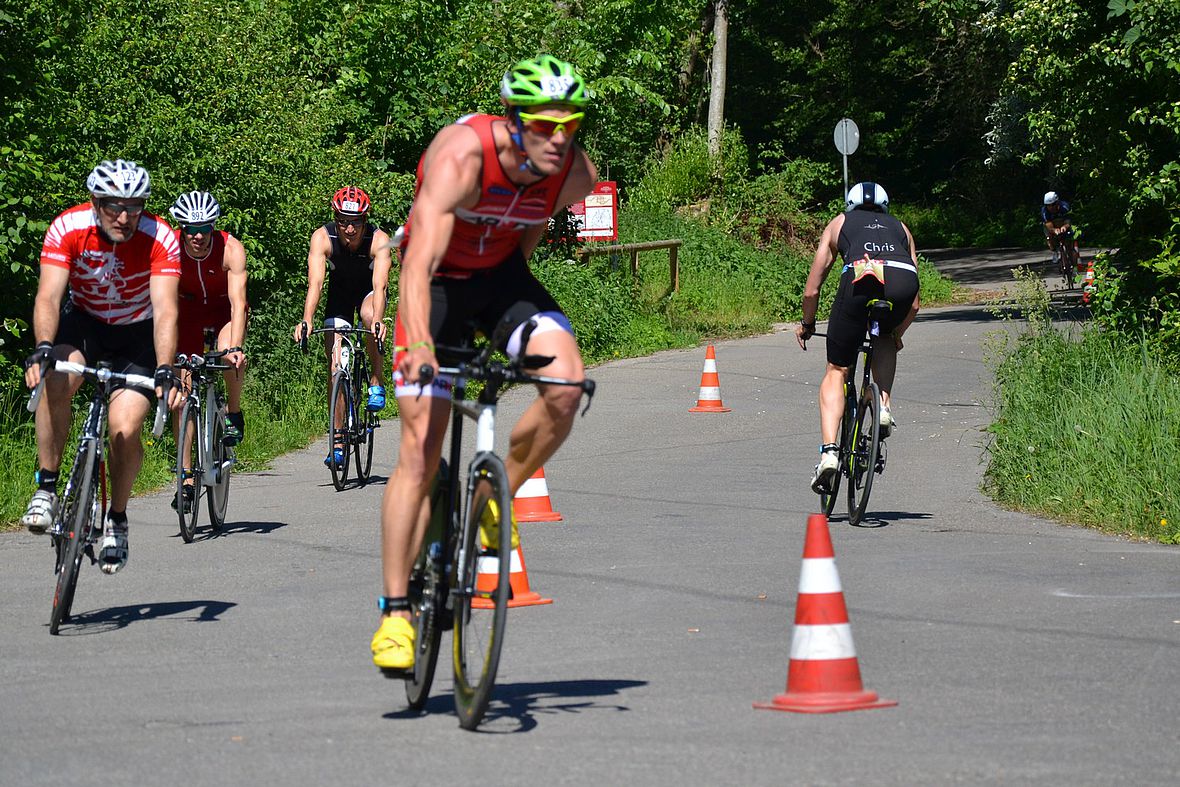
[[50, 441, 98, 635], [452, 453, 511, 730], [207, 406, 232, 530], [177, 400, 200, 542], [328, 372, 352, 490], [847, 382, 882, 526]]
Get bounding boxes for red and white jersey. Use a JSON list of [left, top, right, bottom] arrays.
[[41, 203, 181, 325]]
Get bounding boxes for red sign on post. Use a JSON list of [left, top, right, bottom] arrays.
[[569, 181, 618, 242]]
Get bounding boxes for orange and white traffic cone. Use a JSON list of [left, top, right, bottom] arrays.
[[512, 466, 563, 523], [754, 513, 897, 714], [1082, 260, 1096, 305], [472, 542, 553, 609], [689, 345, 731, 413]]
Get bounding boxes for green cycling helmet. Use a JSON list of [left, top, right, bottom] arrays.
[[500, 55, 590, 108]]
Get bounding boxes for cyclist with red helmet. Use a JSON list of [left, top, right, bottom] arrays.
[[22, 159, 183, 574], [292, 186, 393, 466], [370, 55, 597, 672]]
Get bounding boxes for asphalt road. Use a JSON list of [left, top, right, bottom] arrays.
[[3, 246, 1178, 786]]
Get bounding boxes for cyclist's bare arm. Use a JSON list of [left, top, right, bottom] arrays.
[[295, 227, 331, 341], [224, 235, 249, 366], [368, 227, 393, 341], [150, 273, 183, 408], [26, 265, 70, 389], [797, 214, 845, 348], [398, 125, 484, 382]]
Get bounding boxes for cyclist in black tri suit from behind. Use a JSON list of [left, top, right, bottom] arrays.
[[796, 182, 920, 494], [292, 186, 393, 466]]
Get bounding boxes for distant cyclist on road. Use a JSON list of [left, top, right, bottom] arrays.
[[22, 159, 183, 573], [370, 55, 597, 672], [292, 186, 392, 466], [170, 190, 249, 513], [1041, 190, 1078, 269], [796, 182, 920, 494]]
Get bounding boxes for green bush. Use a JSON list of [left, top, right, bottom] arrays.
[[983, 271, 1180, 541]]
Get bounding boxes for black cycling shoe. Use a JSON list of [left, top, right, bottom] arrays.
[[171, 484, 195, 514], [224, 411, 245, 446]]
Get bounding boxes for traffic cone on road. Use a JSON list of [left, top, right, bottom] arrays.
[[472, 542, 553, 609], [689, 345, 731, 413], [512, 466, 563, 523], [754, 513, 897, 713]]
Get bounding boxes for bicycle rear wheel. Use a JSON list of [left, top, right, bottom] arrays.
[[177, 400, 200, 542], [452, 453, 511, 730], [328, 371, 352, 490], [847, 382, 882, 526], [819, 390, 852, 516], [50, 441, 97, 635], [207, 406, 232, 530], [405, 462, 450, 709]]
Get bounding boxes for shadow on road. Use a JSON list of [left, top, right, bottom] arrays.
[[202, 520, 289, 539], [382, 678, 647, 733], [52, 599, 237, 635], [834, 510, 933, 529]]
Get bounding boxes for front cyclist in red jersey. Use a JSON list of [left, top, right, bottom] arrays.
[[22, 159, 183, 574], [370, 55, 598, 672], [170, 190, 250, 514]]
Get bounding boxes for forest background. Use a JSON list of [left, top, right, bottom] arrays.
[[1, 0, 1177, 535]]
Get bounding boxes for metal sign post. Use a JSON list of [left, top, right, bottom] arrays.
[[833, 118, 860, 198]]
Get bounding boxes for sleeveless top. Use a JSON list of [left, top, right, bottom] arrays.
[[837, 209, 913, 267], [323, 221, 376, 279], [407, 113, 575, 273], [177, 230, 230, 305]]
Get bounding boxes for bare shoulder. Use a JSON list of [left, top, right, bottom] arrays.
[[422, 123, 483, 175], [223, 234, 247, 268]]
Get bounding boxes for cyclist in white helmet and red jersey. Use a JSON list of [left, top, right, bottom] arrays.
[[22, 159, 183, 574], [170, 190, 250, 514], [370, 55, 597, 672]]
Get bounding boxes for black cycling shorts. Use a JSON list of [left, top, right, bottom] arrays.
[[426, 250, 564, 361], [55, 304, 157, 398], [825, 265, 919, 368], [324, 276, 377, 324]]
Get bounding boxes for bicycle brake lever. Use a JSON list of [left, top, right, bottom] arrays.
[[415, 364, 435, 400], [579, 379, 596, 416]]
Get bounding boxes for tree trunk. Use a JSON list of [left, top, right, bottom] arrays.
[[707, 0, 728, 158]]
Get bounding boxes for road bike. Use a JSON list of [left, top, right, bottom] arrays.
[[1049, 223, 1080, 290], [26, 360, 167, 635], [401, 320, 595, 729], [816, 300, 892, 526], [174, 349, 235, 542], [300, 321, 382, 491]]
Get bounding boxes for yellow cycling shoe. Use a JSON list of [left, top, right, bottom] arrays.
[[371, 615, 415, 672], [478, 498, 520, 551]]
